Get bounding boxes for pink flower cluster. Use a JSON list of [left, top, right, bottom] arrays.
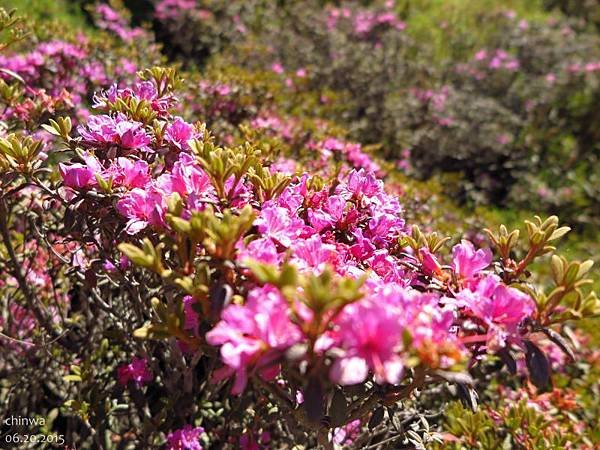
[[59, 76, 539, 397], [0, 39, 102, 123], [566, 61, 600, 74], [155, 0, 197, 21], [94, 4, 146, 42], [456, 48, 520, 81], [116, 152, 216, 233], [78, 113, 152, 151], [166, 425, 204, 450], [206, 286, 303, 394], [311, 137, 382, 175], [251, 114, 298, 142], [326, 5, 405, 37], [411, 86, 454, 127], [93, 81, 176, 118], [117, 357, 152, 387]]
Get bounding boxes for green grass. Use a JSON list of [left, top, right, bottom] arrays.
[[398, 0, 552, 64], [0, 0, 90, 30]]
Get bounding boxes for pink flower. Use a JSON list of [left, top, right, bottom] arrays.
[[330, 300, 404, 385], [341, 169, 382, 199], [474, 49, 487, 61], [332, 419, 361, 445], [165, 117, 196, 150], [451, 240, 492, 282], [455, 275, 536, 349], [116, 188, 166, 234], [206, 285, 303, 394], [271, 62, 284, 74], [254, 205, 305, 247], [106, 157, 150, 188], [166, 425, 204, 450], [117, 357, 152, 387], [419, 248, 443, 276], [366, 213, 401, 245], [155, 0, 196, 21], [159, 154, 215, 200], [78, 113, 151, 151], [59, 163, 95, 188], [237, 237, 281, 266], [291, 234, 337, 273], [308, 195, 346, 232], [114, 115, 152, 149]]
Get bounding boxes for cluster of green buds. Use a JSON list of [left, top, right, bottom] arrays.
[[485, 216, 570, 282], [0, 134, 44, 176]]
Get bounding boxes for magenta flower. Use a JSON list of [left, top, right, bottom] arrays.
[[166, 425, 204, 450], [271, 62, 284, 74], [291, 234, 337, 273], [237, 237, 281, 266], [114, 115, 152, 149], [59, 163, 95, 189], [105, 157, 150, 189], [156, 153, 216, 209], [340, 169, 382, 199], [330, 301, 404, 385], [254, 205, 305, 247], [332, 419, 361, 445], [117, 357, 152, 387], [366, 213, 402, 246], [164, 117, 197, 150], [78, 113, 151, 151], [451, 240, 492, 283], [116, 187, 166, 234], [308, 195, 346, 232], [206, 285, 303, 394], [455, 275, 536, 349], [419, 248, 443, 276], [78, 114, 117, 144]]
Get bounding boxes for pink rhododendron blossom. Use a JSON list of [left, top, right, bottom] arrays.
[[237, 237, 281, 266], [419, 248, 443, 276], [206, 285, 303, 394], [59, 163, 95, 188], [155, 0, 196, 21], [341, 169, 382, 199], [271, 62, 284, 74], [331, 300, 404, 385], [452, 240, 492, 282], [455, 275, 536, 350], [156, 153, 216, 209], [291, 234, 338, 273], [254, 205, 305, 247], [116, 188, 166, 234], [308, 195, 346, 232], [164, 117, 197, 150], [332, 419, 361, 445], [117, 357, 152, 387], [78, 113, 151, 151], [166, 425, 204, 450], [107, 157, 150, 189]]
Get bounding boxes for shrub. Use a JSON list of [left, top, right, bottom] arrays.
[[1, 4, 599, 449]]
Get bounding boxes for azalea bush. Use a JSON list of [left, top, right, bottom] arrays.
[[165, 0, 600, 225], [1, 3, 600, 449]]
